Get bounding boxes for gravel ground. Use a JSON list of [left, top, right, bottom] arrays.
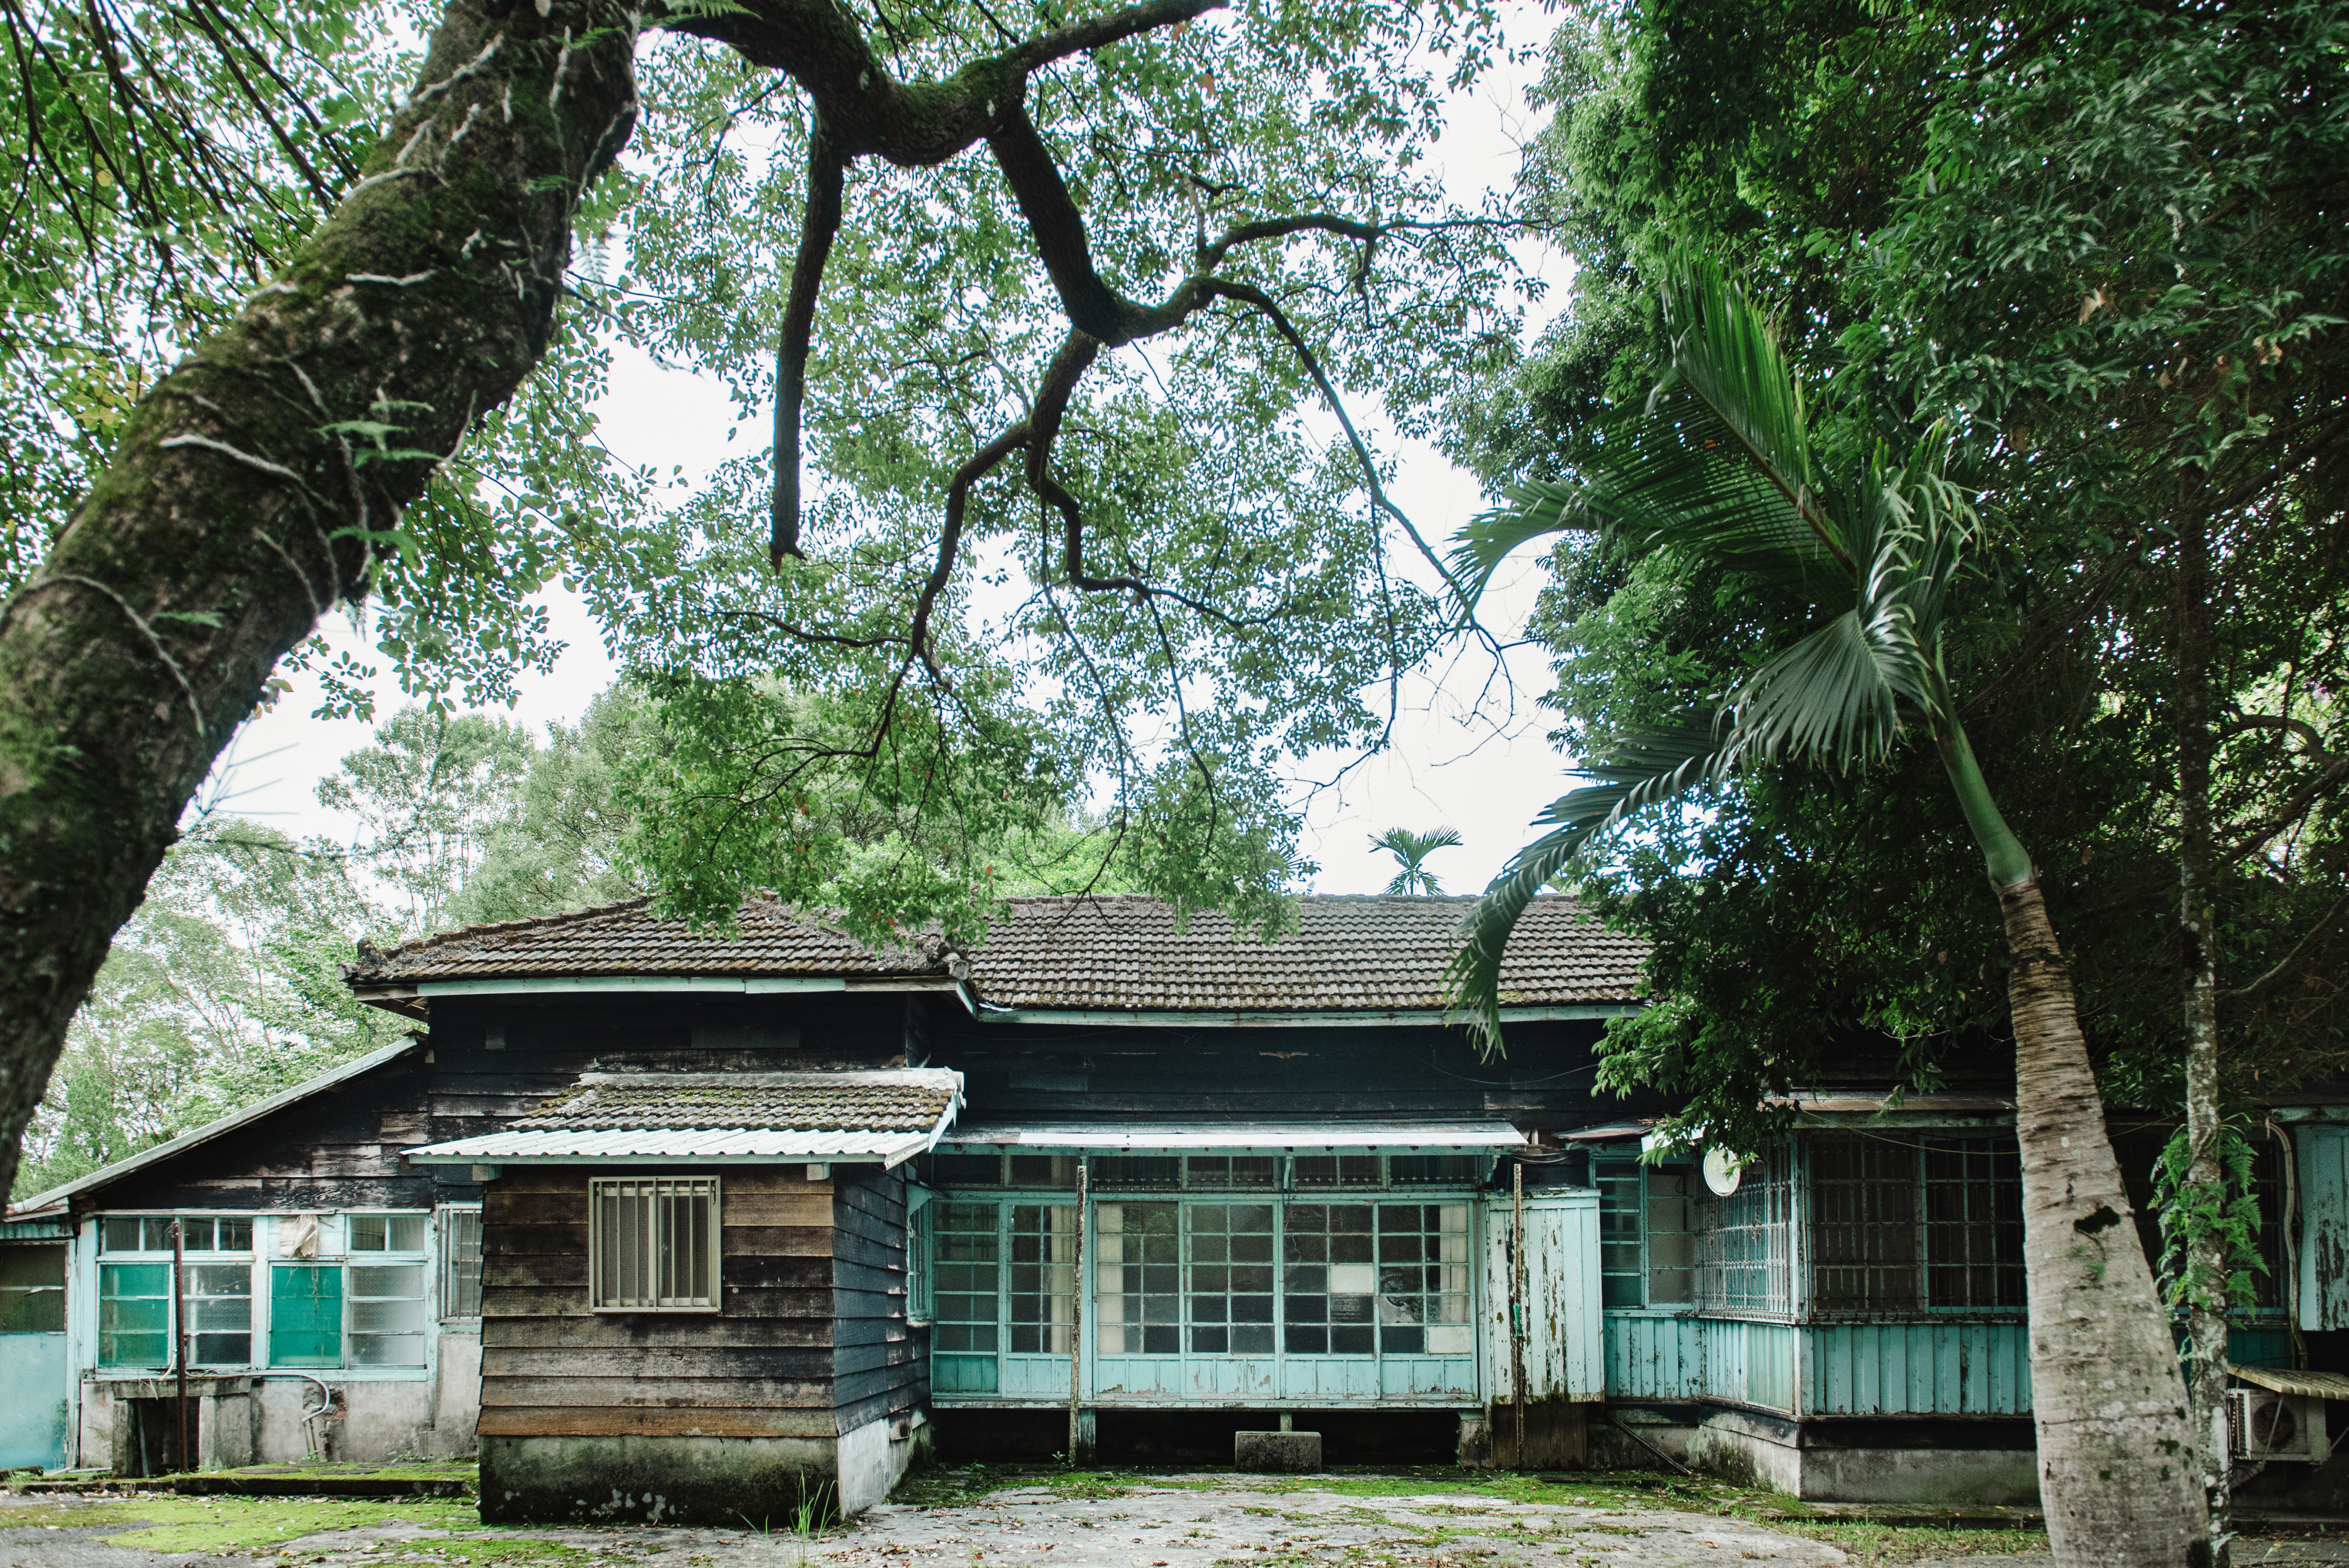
[[3, 1476, 2343, 1568]]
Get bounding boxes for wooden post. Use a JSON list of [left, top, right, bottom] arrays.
[[172, 1219, 188, 1474], [1068, 1159, 1087, 1465], [1511, 1160, 1526, 1471]]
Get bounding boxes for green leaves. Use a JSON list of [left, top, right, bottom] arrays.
[[1446, 723, 1723, 1053], [1450, 250, 1989, 1044]]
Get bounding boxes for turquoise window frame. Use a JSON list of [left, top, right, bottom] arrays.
[[930, 1169, 1480, 1399], [98, 1263, 172, 1369]]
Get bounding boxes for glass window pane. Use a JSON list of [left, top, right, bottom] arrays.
[[349, 1215, 388, 1252], [100, 1218, 144, 1253], [269, 1265, 342, 1366], [934, 1202, 1000, 1353], [1187, 1205, 1274, 1355], [0, 1245, 64, 1334], [1095, 1203, 1179, 1354], [1009, 1205, 1076, 1353], [99, 1263, 170, 1367]]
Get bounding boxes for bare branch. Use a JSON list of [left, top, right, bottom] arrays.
[[771, 112, 846, 566]]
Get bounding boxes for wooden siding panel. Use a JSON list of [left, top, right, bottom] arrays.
[[477, 1408, 838, 1439], [1803, 1323, 2031, 1416], [480, 1375, 835, 1409]]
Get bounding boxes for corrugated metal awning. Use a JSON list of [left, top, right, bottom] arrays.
[[406, 1126, 938, 1167], [939, 1122, 1526, 1150], [2229, 1363, 2349, 1400]]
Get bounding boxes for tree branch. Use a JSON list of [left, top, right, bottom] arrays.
[[771, 111, 846, 566]]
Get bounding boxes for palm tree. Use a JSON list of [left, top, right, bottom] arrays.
[[1446, 254, 2205, 1567], [1372, 826, 1462, 896]]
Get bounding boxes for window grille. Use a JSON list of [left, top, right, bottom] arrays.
[[1595, 1161, 1645, 1308], [1373, 1203, 1472, 1353], [1094, 1156, 1181, 1190], [590, 1177, 720, 1312], [1009, 1204, 1078, 1353], [1695, 1151, 1792, 1315], [1096, 1202, 1180, 1353], [1185, 1156, 1278, 1189], [932, 1153, 1004, 1186], [1389, 1155, 1485, 1186], [1922, 1138, 2024, 1310], [1187, 1203, 1275, 1354], [441, 1208, 484, 1320], [1294, 1155, 1381, 1187], [1810, 1137, 1921, 1313]]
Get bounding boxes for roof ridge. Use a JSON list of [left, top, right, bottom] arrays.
[[353, 894, 657, 969]]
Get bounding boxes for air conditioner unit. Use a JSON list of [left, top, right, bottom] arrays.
[[2229, 1388, 2328, 1462]]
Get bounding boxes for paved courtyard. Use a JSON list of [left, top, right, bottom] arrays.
[[2, 1471, 2344, 1568]]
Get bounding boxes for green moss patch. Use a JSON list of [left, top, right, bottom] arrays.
[[0, 1493, 485, 1553]]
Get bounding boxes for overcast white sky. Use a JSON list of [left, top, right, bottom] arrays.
[[211, 5, 1579, 901]]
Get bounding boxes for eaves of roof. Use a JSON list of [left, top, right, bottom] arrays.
[[9, 1038, 423, 1215]]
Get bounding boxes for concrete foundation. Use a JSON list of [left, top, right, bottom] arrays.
[[1233, 1431, 1322, 1472], [80, 1371, 469, 1471], [1597, 1404, 2040, 1505], [481, 1416, 920, 1526]]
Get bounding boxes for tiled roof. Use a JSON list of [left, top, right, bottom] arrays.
[[965, 895, 1643, 1012], [349, 893, 1645, 1013], [514, 1071, 960, 1133], [347, 895, 941, 984]]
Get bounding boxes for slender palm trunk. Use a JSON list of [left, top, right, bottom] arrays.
[[2177, 509, 2232, 1548], [1940, 721, 2210, 1567]]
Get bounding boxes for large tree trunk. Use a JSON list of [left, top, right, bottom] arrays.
[[2177, 508, 2232, 1550], [2004, 875, 2211, 1567], [0, 0, 638, 1197]]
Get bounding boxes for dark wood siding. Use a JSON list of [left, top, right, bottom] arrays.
[[479, 1165, 916, 1441], [86, 1049, 444, 1214], [832, 1165, 922, 1435]]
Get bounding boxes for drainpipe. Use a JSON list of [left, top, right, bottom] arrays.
[[1068, 1159, 1087, 1464], [1511, 1161, 1526, 1471], [172, 1221, 189, 1474]]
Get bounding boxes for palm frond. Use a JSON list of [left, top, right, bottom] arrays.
[[1451, 479, 1607, 606], [1451, 253, 1866, 613], [1445, 724, 1724, 1055]]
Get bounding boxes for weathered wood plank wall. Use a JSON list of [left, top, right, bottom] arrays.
[[478, 1165, 859, 1441]]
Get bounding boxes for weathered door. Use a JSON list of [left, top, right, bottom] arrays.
[[0, 1244, 70, 1470], [1479, 1191, 1604, 1403]]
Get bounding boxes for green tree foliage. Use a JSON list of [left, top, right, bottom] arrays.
[[15, 680, 1148, 1197], [1371, 825, 1461, 895], [1464, 0, 2349, 1129]]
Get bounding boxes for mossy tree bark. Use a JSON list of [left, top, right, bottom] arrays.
[[1940, 722, 2210, 1567], [2176, 507, 2232, 1551], [0, 0, 642, 1197]]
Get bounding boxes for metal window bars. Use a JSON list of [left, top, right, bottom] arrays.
[[590, 1177, 720, 1312]]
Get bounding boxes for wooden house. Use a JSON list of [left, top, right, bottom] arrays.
[[5, 891, 2343, 1518]]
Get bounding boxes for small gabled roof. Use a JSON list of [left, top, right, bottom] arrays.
[[406, 1068, 964, 1168], [9, 1038, 423, 1215], [513, 1070, 959, 1133], [346, 893, 1646, 1018]]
